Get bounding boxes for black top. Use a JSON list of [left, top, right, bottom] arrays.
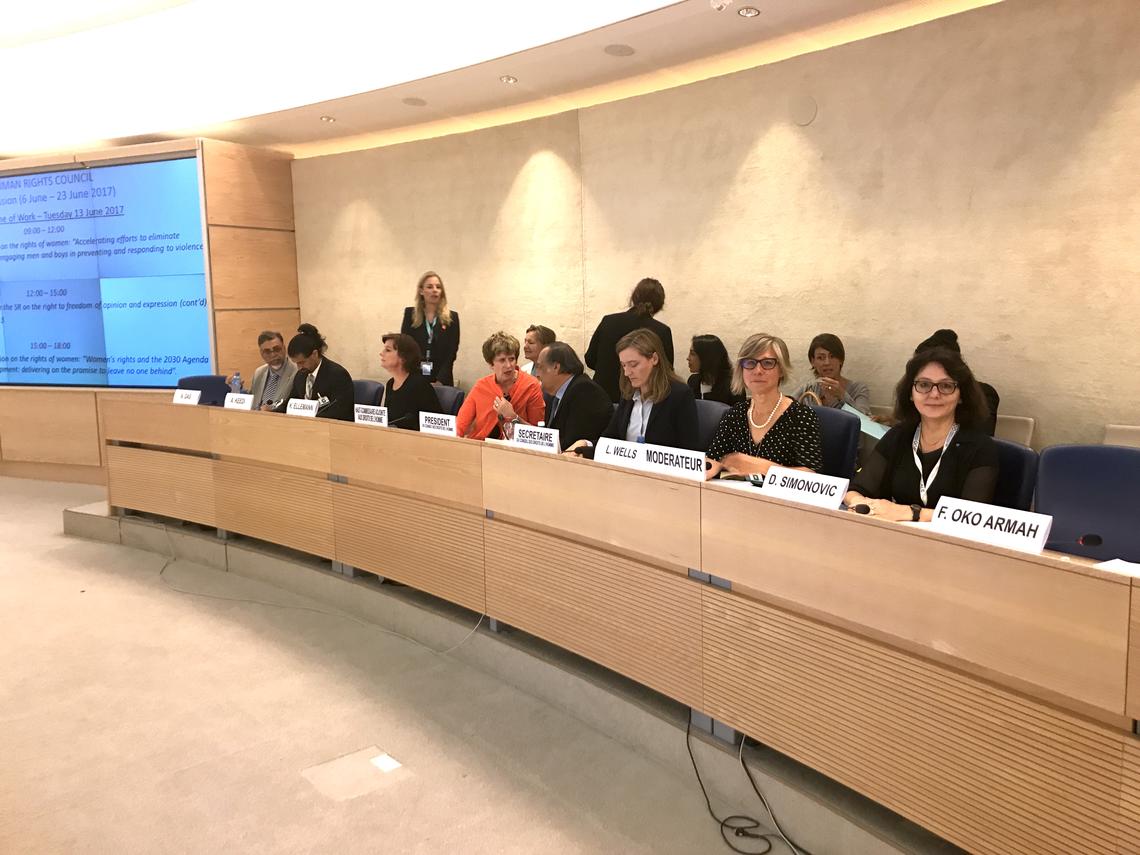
[[686, 373, 744, 407], [384, 372, 443, 430], [401, 307, 460, 386], [707, 398, 823, 471], [850, 423, 998, 507], [546, 373, 613, 449], [599, 379, 699, 450], [585, 310, 675, 403], [276, 357, 355, 421]]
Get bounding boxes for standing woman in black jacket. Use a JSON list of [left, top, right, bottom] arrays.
[[401, 270, 460, 387], [585, 277, 674, 402]]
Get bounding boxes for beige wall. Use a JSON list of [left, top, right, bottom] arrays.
[[294, 0, 1140, 446]]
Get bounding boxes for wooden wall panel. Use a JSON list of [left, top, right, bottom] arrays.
[[106, 445, 215, 526], [1128, 582, 1140, 720], [0, 461, 105, 485], [100, 398, 211, 452], [0, 389, 101, 465], [214, 460, 333, 558], [333, 482, 485, 612], [212, 308, 301, 386], [201, 139, 294, 229], [702, 586, 1130, 855], [482, 444, 700, 570], [209, 409, 330, 473], [485, 517, 703, 709], [702, 485, 1132, 715], [207, 226, 299, 310]]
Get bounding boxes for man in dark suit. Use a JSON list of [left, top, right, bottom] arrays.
[[536, 342, 613, 450], [273, 324, 355, 421]]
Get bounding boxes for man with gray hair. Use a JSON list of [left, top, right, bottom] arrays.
[[535, 341, 612, 449], [249, 330, 298, 411]]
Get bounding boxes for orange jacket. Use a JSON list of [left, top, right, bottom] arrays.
[[457, 371, 546, 441]]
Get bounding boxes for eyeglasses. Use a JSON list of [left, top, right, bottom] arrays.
[[739, 357, 779, 371], [913, 379, 959, 395]]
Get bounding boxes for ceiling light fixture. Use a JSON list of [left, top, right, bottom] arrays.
[[320, 115, 336, 122], [402, 97, 427, 107], [738, 6, 760, 17], [499, 74, 518, 84], [604, 43, 635, 57]]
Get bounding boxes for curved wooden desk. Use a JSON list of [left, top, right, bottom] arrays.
[[101, 400, 1140, 855]]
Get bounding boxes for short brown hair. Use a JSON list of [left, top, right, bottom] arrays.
[[482, 331, 520, 364], [526, 324, 556, 348], [629, 278, 665, 317], [732, 333, 793, 396], [808, 333, 845, 366], [381, 332, 422, 375], [892, 347, 990, 429], [615, 328, 678, 403]]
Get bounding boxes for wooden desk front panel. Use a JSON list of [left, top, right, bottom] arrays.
[[214, 460, 334, 558], [1120, 739, 1140, 855], [101, 399, 212, 452], [1128, 583, 1140, 721], [329, 424, 483, 510], [702, 487, 1131, 715], [482, 444, 701, 570], [485, 517, 703, 709], [702, 586, 1131, 855], [332, 482, 485, 613], [106, 445, 216, 527], [0, 389, 101, 465], [209, 409, 331, 473]]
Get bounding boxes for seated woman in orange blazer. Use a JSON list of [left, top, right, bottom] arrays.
[[457, 331, 546, 441]]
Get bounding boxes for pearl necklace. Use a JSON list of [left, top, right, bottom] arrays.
[[748, 394, 783, 430]]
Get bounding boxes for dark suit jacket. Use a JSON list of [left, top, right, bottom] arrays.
[[401, 307, 460, 386], [546, 373, 613, 449], [275, 357, 355, 421], [686, 373, 744, 407], [600, 379, 699, 450], [585, 310, 674, 402]]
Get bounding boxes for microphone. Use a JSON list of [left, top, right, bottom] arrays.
[[388, 412, 418, 426], [1073, 533, 1103, 547], [852, 504, 871, 514]]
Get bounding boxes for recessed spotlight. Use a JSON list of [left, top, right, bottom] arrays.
[[499, 75, 518, 84], [402, 97, 427, 107], [738, 6, 760, 17], [319, 115, 336, 123], [604, 44, 636, 57]]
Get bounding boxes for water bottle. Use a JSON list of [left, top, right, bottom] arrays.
[[231, 371, 242, 394]]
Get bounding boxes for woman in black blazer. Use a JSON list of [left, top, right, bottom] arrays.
[[400, 270, 460, 386], [380, 333, 443, 430], [686, 333, 743, 406], [585, 277, 674, 402], [275, 324, 355, 421]]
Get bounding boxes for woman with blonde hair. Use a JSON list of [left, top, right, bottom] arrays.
[[400, 270, 460, 386], [705, 333, 823, 478]]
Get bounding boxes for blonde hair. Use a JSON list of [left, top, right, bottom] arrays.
[[616, 328, 679, 403], [411, 270, 453, 328], [481, 331, 520, 364], [731, 333, 793, 396]]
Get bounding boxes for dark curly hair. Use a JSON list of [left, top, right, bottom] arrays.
[[893, 346, 990, 429]]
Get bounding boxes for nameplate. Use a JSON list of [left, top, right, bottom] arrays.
[[931, 497, 1052, 554], [286, 398, 319, 418], [172, 389, 201, 406], [510, 424, 560, 454], [594, 438, 705, 481], [419, 412, 457, 436], [354, 405, 388, 427], [760, 466, 848, 510], [224, 393, 254, 411]]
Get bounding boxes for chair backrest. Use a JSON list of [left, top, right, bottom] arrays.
[[353, 379, 383, 406], [1036, 444, 1140, 563], [992, 439, 1038, 512], [694, 400, 730, 452], [1104, 424, 1140, 449], [995, 414, 1035, 447], [176, 374, 230, 406], [433, 385, 465, 416], [809, 405, 860, 480], [869, 403, 892, 420]]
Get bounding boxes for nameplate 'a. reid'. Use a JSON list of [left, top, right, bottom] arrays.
[[761, 466, 848, 510], [354, 404, 388, 427], [224, 393, 254, 411], [419, 412, 457, 436], [594, 437, 704, 481], [510, 424, 560, 454], [172, 389, 201, 405], [931, 496, 1052, 554], [286, 398, 319, 418]]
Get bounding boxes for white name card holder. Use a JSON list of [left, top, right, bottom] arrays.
[[931, 496, 1052, 554], [761, 466, 849, 510], [510, 424, 560, 454], [354, 404, 388, 427], [172, 388, 201, 406], [286, 398, 319, 418], [419, 412, 458, 436], [224, 392, 254, 411], [594, 437, 705, 482]]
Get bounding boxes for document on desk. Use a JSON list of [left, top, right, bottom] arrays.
[[1093, 558, 1140, 578], [842, 404, 889, 439]]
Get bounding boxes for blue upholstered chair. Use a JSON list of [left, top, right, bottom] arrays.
[[176, 374, 229, 406], [1036, 444, 1140, 562], [433, 385, 466, 416], [353, 379, 384, 406], [808, 405, 860, 480], [695, 400, 730, 453], [992, 439, 1038, 512]]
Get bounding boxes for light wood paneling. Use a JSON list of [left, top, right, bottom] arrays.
[[208, 226, 299, 310], [1128, 583, 1140, 720], [329, 423, 482, 509], [1120, 738, 1140, 855], [100, 398, 212, 452], [0, 461, 105, 485], [214, 459, 333, 558], [96, 391, 184, 464], [485, 517, 703, 708], [0, 389, 101, 465], [106, 445, 215, 526], [702, 586, 1131, 855], [333, 482, 485, 612], [212, 308, 301, 386], [209, 408, 330, 473], [201, 139, 294, 230], [482, 444, 700, 570], [702, 484, 1132, 715]]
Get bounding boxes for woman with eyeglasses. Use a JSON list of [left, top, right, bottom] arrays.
[[844, 346, 997, 521], [705, 333, 823, 479]]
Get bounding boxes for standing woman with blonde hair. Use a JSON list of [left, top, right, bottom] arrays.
[[401, 270, 460, 386]]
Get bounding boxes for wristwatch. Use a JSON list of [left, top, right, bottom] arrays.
[[910, 504, 922, 522]]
